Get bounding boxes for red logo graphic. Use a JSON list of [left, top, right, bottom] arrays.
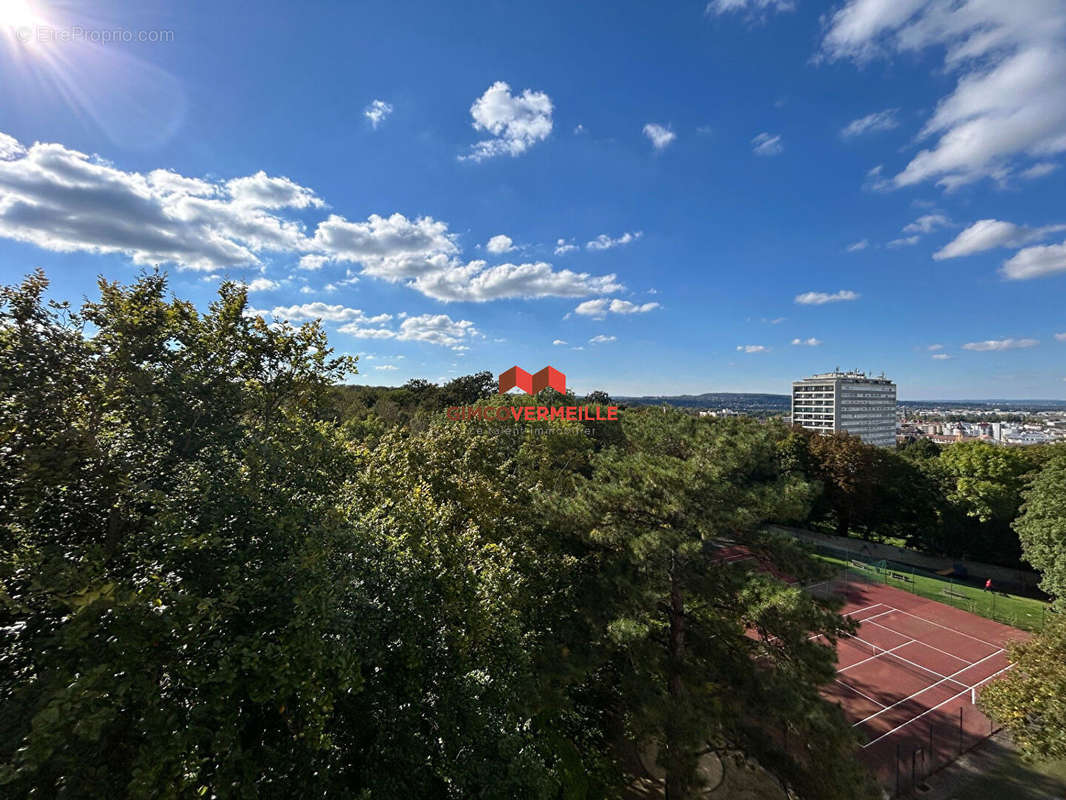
[[499, 365, 566, 395]]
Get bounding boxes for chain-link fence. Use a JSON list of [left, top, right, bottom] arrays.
[[811, 544, 1051, 632]]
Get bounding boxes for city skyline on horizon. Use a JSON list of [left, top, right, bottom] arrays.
[[1, 0, 1065, 400]]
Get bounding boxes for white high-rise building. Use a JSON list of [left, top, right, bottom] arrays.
[[791, 371, 897, 447]]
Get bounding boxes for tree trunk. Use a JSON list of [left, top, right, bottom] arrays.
[[836, 508, 851, 538], [665, 567, 687, 800]]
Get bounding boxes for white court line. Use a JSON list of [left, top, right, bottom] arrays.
[[845, 602, 887, 619], [845, 634, 970, 690], [808, 607, 894, 642], [886, 606, 1003, 651], [851, 649, 1004, 728], [835, 678, 887, 709], [862, 663, 1016, 748], [852, 608, 897, 625], [838, 639, 916, 674], [864, 618, 977, 667]]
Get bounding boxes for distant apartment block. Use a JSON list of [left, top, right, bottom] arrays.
[[792, 370, 897, 447]]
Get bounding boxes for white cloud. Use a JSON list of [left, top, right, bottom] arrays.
[[572, 298, 660, 318], [846, 239, 870, 252], [1001, 241, 1066, 280], [410, 260, 623, 302], [246, 278, 280, 292], [705, 0, 794, 15], [888, 236, 920, 248], [554, 238, 578, 255], [0, 133, 26, 160], [821, 1, 1066, 189], [794, 290, 860, 305], [340, 313, 479, 351], [552, 339, 567, 346], [962, 338, 1039, 352], [587, 231, 643, 251], [934, 219, 1066, 260], [226, 171, 325, 210], [374, 364, 400, 370], [461, 81, 553, 162], [262, 302, 392, 325], [1055, 332, 1066, 341], [841, 109, 899, 138], [0, 136, 320, 271], [643, 123, 676, 150], [737, 344, 769, 353], [312, 212, 458, 277], [485, 234, 515, 254], [1021, 162, 1059, 179], [932, 353, 952, 360], [928, 344, 944, 351], [364, 100, 394, 129], [0, 130, 622, 304], [298, 254, 331, 271], [751, 132, 783, 156], [339, 326, 396, 339], [791, 337, 822, 346], [903, 214, 950, 234], [589, 334, 617, 344], [863, 163, 892, 192]]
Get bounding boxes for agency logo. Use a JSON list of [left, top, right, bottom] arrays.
[[445, 365, 619, 423], [499, 365, 566, 395]]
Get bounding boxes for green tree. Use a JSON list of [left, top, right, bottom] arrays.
[[0, 271, 362, 798], [1014, 455, 1066, 609], [554, 413, 875, 799], [941, 442, 1034, 524], [439, 370, 496, 405], [940, 441, 1036, 563], [334, 416, 615, 798], [803, 431, 880, 537], [981, 619, 1066, 760]]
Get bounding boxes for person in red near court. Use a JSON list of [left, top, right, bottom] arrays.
[[985, 578, 993, 592]]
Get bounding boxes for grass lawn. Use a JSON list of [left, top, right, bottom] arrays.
[[814, 554, 1052, 633]]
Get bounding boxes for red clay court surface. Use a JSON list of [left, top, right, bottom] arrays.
[[821, 579, 1030, 791], [711, 544, 1030, 792]]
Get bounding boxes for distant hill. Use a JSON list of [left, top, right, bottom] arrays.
[[614, 392, 791, 411]]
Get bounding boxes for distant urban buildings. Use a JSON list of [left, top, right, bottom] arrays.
[[897, 414, 1066, 446], [791, 370, 897, 447]]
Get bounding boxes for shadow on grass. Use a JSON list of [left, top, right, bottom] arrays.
[[920, 730, 1066, 800]]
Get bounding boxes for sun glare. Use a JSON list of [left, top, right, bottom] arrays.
[[0, 0, 39, 29]]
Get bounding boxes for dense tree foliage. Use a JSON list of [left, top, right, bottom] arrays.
[[1014, 455, 1066, 610], [0, 273, 882, 799], [981, 456, 1066, 760], [0, 271, 360, 797], [776, 427, 1065, 569], [981, 620, 1066, 761], [552, 414, 874, 798]]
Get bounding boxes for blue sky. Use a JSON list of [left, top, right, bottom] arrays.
[[0, 0, 1064, 399]]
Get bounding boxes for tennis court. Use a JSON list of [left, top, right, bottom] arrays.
[[821, 579, 1030, 795]]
